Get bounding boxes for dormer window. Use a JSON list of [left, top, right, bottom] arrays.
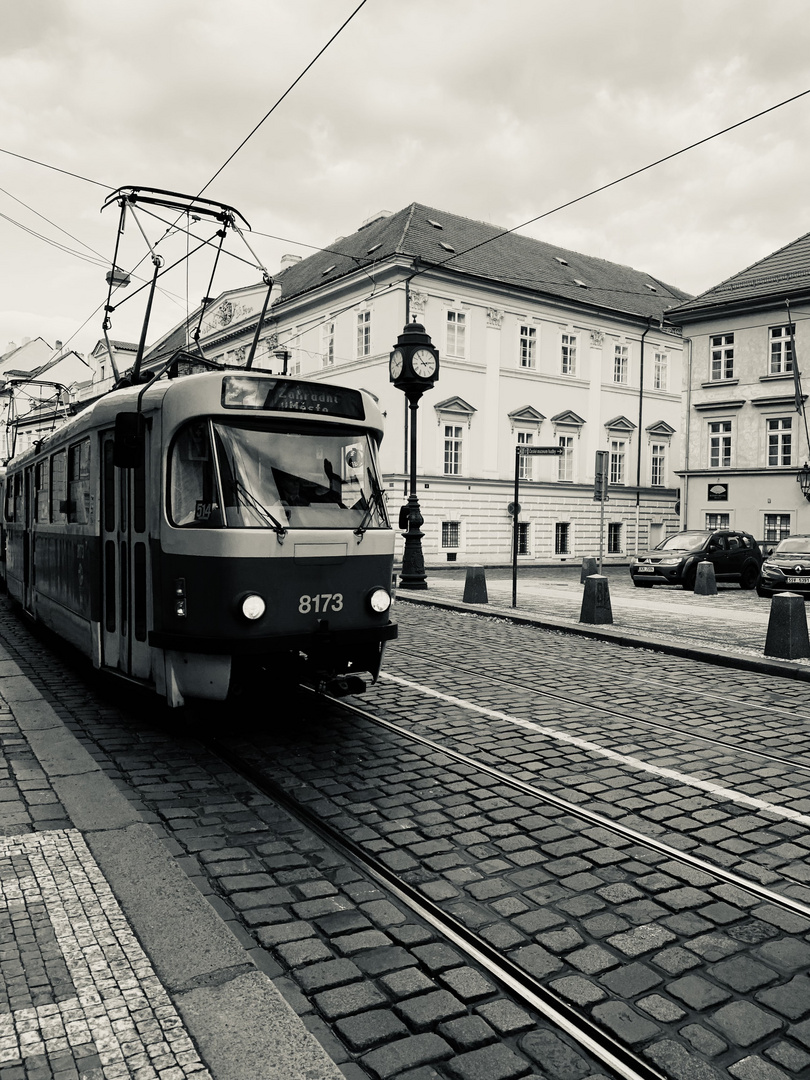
[[573, 279, 588, 288], [322, 265, 336, 276], [644, 283, 657, 292], [366, 243, 381, 254], [554, 256, 568, 265], [439, 242, 456, 253], [427, 219, 443, 229]]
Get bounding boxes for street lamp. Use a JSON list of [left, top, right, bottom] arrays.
[[389, 322, 440, 589], [797, 462, 810, 501]]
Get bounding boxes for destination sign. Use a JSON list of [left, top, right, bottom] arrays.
[[222, 376, 365, 420], [517, 446, 565, 455]]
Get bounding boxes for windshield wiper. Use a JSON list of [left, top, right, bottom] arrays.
[[231, 478, 287, 538], [354, 470, 387, 538]]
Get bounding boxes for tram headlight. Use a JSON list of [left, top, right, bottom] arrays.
[[240, 593, 266, 621], [367, 587, 391, 614]]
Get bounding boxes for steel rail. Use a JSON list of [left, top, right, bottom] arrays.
[[389, 649, 810, 775], [206, 729, 666, 1080], [330, 693, 810, 923]]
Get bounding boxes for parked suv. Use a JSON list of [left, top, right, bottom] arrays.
[[629, 529, 763, 590], [756, 535, 810, 598]]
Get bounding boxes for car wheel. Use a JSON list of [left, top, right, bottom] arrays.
[[756, 585, 773, 598], [682, 565, 697, 591], [633, 580, 654, 588], [740, 563, 759, 589]]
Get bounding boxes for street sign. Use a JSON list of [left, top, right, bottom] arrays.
[[519, 446, 564, 455]]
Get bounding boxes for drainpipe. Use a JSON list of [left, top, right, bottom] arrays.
[[682, 337, 692, 528], [635, 318, 653, 554]]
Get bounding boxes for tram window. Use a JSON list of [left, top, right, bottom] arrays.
[[5, 475, 16, 521], [35, 462, 50, 523], [51, 451, 67, 524], [68, 440, 91, 524], [212, 423, 388, 530], [13, 473, 23, 523], [169, 421, 222, 527]]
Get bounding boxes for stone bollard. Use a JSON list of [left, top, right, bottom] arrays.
[[580, 574, 613, 625], [580, 556, 598, 583], [764, 593, 810, 660], [462, 565, 488, 604], [694, 560, 717, 596]]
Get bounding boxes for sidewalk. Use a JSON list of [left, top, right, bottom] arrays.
[[396, 564, 810, 682], [0, 651, 344, 1080]]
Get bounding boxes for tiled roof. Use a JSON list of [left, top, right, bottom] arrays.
[[272, 203, 690, 321], [668, 229, 810, 320]]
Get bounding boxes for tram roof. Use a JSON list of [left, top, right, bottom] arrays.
[[5, 370, 384, 467]]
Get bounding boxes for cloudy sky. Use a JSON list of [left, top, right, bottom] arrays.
[[2, 0, 809, 357]]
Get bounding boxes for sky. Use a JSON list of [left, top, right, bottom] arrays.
[[2, 0, 810, 358]]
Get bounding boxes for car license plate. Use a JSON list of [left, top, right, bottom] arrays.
[[638, 566, 655, 573], [787, 577, 807, 584]]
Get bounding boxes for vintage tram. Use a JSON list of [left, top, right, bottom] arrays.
[[0, 368, 397, 706]]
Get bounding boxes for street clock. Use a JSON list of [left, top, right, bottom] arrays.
[[389, 322, 440, 399]]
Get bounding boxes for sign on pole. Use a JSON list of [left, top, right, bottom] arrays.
[[594, 450, 609, 573], [512, 446, 565, 607]]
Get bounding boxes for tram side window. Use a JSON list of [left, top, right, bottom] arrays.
[[170, 422, 222, 527], [13, 473, 23, 523], [35, 461, 50, 522], [68, 440, 91, 524], [6, 473, 21, 522], [51, 451, 68, 525]]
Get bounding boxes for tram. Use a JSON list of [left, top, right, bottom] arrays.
[[0, 366, 397, 706]]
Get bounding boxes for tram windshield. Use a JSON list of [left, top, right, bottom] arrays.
[[170, 420, 388, 530]]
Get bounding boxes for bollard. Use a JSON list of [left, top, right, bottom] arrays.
[[694, 560, 717, 596], [580, 574, 613, 625], [580, 556, 598, 583], [462, 565, 488, 604], [764, 592, 810, 660]]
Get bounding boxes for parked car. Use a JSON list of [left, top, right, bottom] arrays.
[[629, 529, 763, 590], [756, 535, 810, 598]]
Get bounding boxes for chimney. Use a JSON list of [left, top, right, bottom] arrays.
[[280, 254, 302, 271], [55, 340, 63, 351]]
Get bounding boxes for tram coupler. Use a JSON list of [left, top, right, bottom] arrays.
[[322, 674, 367, 697]]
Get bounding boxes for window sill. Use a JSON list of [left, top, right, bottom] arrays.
[[701, 379, 738, 388]]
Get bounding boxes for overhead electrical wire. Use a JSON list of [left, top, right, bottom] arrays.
[[195, 0, 370, 199], [0, 74, 808, 366]]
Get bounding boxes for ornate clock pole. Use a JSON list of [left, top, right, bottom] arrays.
[[389, 322, 440, 589]]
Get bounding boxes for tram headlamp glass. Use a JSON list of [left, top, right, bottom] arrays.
[[367, 587, 391, 613], [241, 594, 266, 620]]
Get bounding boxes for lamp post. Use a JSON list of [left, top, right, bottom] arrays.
[[389, 322, 440, 589], [797, 462, 810, 501]]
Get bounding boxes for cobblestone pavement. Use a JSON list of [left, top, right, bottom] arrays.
[[415, 565, 792, 662], [2, 587, 810, 1080]]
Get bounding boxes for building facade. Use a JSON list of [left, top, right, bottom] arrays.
[[145, 204, 689, 565], [667, 230, 810, 544]]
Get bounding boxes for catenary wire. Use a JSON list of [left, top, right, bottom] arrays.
[[194, 0, 370, 199]]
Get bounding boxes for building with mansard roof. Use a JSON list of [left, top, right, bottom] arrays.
[[145, 203, 689, 566], [667, 229, 810, 545]]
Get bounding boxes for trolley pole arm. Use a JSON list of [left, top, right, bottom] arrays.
[[246, 273, 275, 370]]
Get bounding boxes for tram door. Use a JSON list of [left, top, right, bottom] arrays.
[[100, 430, 152, 681], [22, 466, 34, 613]]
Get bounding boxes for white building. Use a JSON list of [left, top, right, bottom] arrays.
[[145, 204, 690, 565], [668, 230, 810, 543]]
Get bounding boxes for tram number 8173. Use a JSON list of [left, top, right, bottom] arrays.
[[298, 593, 344, 614]]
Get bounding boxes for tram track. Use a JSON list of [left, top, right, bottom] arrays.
[[205, 725, 662, 1080], [203, 687, 810, 1080]]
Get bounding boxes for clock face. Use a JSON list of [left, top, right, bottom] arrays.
[[411, 348, 437, 378], [389, 350, 404, 379]]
